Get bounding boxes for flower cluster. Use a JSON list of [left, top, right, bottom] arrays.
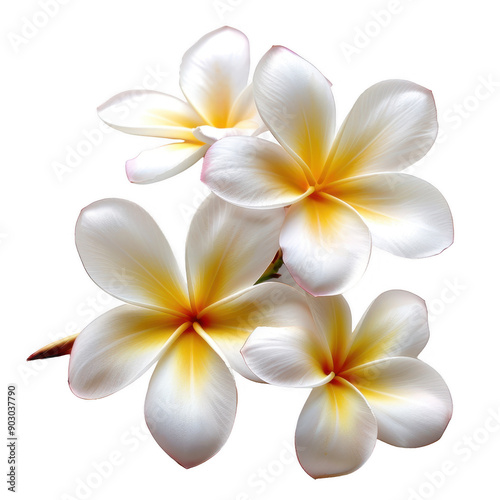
[[29, 27, 453, 478]]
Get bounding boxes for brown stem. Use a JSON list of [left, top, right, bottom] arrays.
[[27, 333, 78, 361]]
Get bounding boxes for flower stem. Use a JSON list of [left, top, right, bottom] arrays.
[[255, 249, 284, 284], [27, 333, 78, 361]]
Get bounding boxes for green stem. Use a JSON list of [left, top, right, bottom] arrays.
[[255, 249, 284, 284]]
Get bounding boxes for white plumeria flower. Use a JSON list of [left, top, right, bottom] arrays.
[[98, 27, 261, 184], [59, 195, 310, 468], [242, 290, 453, 478], [202, 46, 454, 296]]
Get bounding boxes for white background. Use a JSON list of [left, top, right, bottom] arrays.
[[2, 1, 499, 499]]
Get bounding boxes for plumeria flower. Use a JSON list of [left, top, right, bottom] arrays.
[[202, 46, 454, 296], [242, 290, 453, 478], [34, 195, 310, 468], [98, 27, 261, 184]]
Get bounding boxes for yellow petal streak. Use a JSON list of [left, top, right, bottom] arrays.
[[143, 107, 203, 129], [295, 377, 377, 478], [342, 325, 410, 372], [166, 327, 221, 395]]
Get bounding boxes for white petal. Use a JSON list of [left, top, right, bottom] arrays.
[[280, 194, 371, 296], [97, 90, 203, 140], [342, 290, 429, 370], [329, 173, 454, 257], [69, 305, 182, 399], [296, 378, 377, 478], [193, 125, 256, 145], [76, 198, 190, 314], [202, 136, 312, 208], [145, 330, 237, 468], [242, 326, 333, 388], [344, 357, 452, 447], [305, 294, 353, 369], [254, 46, 336, 179], [267, 262, 303, 290], [180, 27, 249, 127], [227, 84, 261, 127], [186, 194, 284, 310], [126, 142, 209, 184], [201, 282, 315, 382], [327, 80, 437, 180]]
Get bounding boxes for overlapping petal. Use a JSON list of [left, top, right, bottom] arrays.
[[280, 194, 371, 296], [186, 194, 284, 310], [343, 357, 452, 447], [305, 294, 353, 368], [254, 46, 335, 179], [227, 84, 260, 128], [201, 282, 314, 382], [342, 290, 429, 370], [202, 136, 311, 208], [76, 198, 190, 314], [328, 173, 454, 258], [324, 80, 437, 181], [97, 90, 203, 140], [295, 378, 377, 478], [69, 305, 183, 399], [180, 27, 250, 127], [193, 125, 256, 145], [145, 330, 237, 468], [126, 142, 209, 184], [242, 326, 333, 387]]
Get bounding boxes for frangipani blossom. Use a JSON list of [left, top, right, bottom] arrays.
[[40, 195, 310, 468], [98, 27, 261, 184], [242, 290, 452, 478], [202, 46, 454, 296]]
